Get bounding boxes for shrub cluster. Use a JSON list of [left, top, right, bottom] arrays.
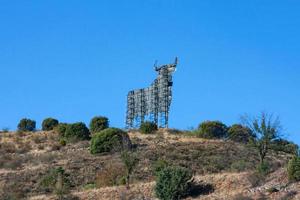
[[152, 159, 169, 176], [64, 122, 90, 141], [42, 118, 59, 131], [227, 124, 254, 144], [140, 121, 158, 134], [90, 128, 131, 154], [155, 166, 193, 200], [17, 118, 36, 132], [287, 156, 300, 182], [89, 116, 109, 134], [270, 139, 299, 155], [197, 121, 228, 139], [55, 123, 69, 136]]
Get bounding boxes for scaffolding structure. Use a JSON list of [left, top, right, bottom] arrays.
[[126, 58, 178, 129]]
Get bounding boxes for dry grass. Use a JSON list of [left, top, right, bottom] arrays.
[[0, 130, 298, 200], [95, 161, 126, 188]]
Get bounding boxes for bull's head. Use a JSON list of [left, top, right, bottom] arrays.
[[155, 57, 178, 73]]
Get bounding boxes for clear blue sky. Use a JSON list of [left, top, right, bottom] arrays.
[[0, 1, 299, 145]]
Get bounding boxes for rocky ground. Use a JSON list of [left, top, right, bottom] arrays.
[[0, 130, 299, 200]]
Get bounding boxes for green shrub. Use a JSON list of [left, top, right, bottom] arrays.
[[152, 159, 169, 176], [270, 139, 299, 155], [256, 161, 270, 176], [90, 128, 131, 154], [55, 123, 69, 136], [197, 121, 227, 139], [89, 116, 109, 134], [227, 124, 254, 143], [40, 167, 71, 198], [287, 156, 300, 182], [64, 122, 90, 141], [59, 138, 67, 146], [17, 118, 36, 132], [155, 166, 193, 200], [42, 118, 59, 131], [140, 121, 158, 134]]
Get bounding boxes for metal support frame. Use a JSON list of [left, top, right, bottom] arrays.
[[126, 58, 177, 129]]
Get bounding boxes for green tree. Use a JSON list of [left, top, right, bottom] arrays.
[[42, 118, 59, 131], [17, 118, 36, 132], [242, 112, 282, 165], [55, 123, 69, 136], [89, 116, 109, 134], [197, 121, 228, 139], [90, 128, 131, 154], [227, 124, 254, 143], [64, 122, 90, 142]]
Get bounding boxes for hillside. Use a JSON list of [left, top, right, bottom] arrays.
[[0, 130, 299, 200]]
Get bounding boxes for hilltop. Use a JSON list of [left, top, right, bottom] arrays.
[[0, 129, 299, 200]]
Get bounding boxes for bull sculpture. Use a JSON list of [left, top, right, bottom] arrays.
[[126, 58, 178, 128]]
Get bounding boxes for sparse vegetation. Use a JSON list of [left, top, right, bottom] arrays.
[[95, 162, 126, 188], [140, 121, 158, 134], [64, 122, 90, 142], [155, 166, 193, 200], [90, 128, 131, 154], [287, 156, 300, 182], [270, 139, 299, 155], [0, 115, 298, 199], [17, 118, 36, 132], [40, 167, 71, 199], [230, 160, 251, 172], [121, 150, 139, 189], [256, 161, 270, 176], [197, 120, 228, 139], [42, 117, 59, 131], [89, 116, 109, 134]]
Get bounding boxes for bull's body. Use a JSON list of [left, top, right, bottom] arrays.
[[126, 58, 177, 128]]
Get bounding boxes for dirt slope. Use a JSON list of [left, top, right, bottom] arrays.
[[0, 130, 299, 200]]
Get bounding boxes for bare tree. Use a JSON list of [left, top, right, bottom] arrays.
[[241, 112, 282, 165]]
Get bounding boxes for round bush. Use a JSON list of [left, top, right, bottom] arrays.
[[287, 156, 300, 182], [155, 166, 193, 200], [64, 122, 90, 141], [55, 123, 69, 136], [17, 118, 36, 132], [227, 124, 254, 143], [140, 121, 158, 134], [197, 121, 228, 139], [90, 128, 131, 154], [89, 116, 109, 134], [42, 118, 59, 131]]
